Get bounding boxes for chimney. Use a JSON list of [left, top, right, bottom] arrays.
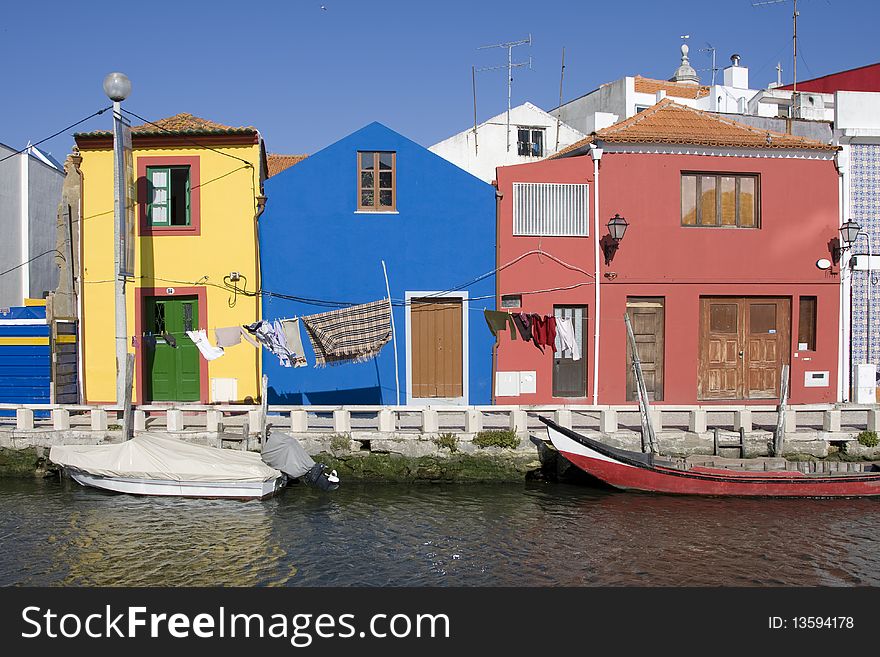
[[723, 53, 749, 89]]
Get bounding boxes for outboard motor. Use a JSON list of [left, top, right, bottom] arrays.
[[261, 431, 340, 491]]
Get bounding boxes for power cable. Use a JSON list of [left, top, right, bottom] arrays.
[[0, 107, 112, 165]]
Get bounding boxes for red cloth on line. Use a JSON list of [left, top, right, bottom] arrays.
[[531, 314, 557, 350]]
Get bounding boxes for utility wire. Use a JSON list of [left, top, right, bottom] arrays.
[[0, 106, 112, 165]]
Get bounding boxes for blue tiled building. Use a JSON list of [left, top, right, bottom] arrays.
[[259, 122, 496, 405]]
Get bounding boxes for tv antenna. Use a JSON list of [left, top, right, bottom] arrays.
[[700, 42, 718, 85], [752, 0, 802, 93], [476, 34, 533, 152]]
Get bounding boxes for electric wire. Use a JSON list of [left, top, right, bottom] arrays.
[[0, 106, 112, 165]]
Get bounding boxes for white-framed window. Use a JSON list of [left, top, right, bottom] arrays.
[[517, 127, 545, 157], [512, 182, 589, 237]]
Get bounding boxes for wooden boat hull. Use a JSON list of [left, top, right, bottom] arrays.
[[541, 417, 880, 498], [66, 467, 285, 500]]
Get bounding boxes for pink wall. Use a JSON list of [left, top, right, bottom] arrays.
[[495, 151, 840, 405], [780, 63, 880, 93]]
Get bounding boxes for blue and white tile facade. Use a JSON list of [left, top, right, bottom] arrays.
[[849, 144, 880, 371]]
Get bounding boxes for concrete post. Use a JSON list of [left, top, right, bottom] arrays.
[[290, 409, 309, 433], [734, 409, 752, 433], [599, 409, 618, 433], [91, 408, 108, 431], [509, 408, 528, 432], [134, 410, 147, 432], [465, 408, 483, 433], [688, 409, 708, 433], [650, 409, 663, 433], [868, 409, 880, 432], [16, 408, 34, 430], [784, 409, 798, 433], [378, 409, 396, 433], [166, 409, 184, 432], [823, 409, 842, 433], [333, 409, 351, 433], [206, 409, 222, 433], [555, 409, 573, 429], [248, 409, 262, 435], [51, 408, 70, 430], [421, 408, 439, 433]]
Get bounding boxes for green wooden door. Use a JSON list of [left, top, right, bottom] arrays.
[[144, 296, 200, 401]]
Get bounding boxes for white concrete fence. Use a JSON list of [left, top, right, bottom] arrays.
[[2, 403, 879, 435]]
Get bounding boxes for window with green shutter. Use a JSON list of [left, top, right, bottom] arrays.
[[147, 166, 191, 226]]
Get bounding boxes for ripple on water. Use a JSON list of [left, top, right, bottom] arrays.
[[0, 479, 879, 586]]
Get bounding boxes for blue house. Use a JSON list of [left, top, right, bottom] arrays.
[[259, 122, 496, 405]]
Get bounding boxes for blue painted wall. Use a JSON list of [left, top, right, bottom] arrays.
[[0, 306, 50, 407], [259, 122, 496, 405]]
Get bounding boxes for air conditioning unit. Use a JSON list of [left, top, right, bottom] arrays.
[[791, 92, 826, 120]]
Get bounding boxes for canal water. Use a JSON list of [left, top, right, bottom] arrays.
[[1, 477, 879, 586]]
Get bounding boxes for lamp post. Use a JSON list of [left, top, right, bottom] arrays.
[[602, 213, 629, 265], [104, 72, 131, 405]]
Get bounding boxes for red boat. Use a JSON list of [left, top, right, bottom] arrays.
[[540, 417, 880, 497]]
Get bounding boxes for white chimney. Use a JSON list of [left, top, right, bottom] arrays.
[[655, 90, 667, 103], [723, 53, 749, 89]]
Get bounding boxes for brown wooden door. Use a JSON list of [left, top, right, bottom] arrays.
[[553, 306, 587, 397], [411, 298, 463, 399], [699, 297, 790, 400], [626, 298, 665, 401]]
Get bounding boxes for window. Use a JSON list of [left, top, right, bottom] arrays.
[[553, 305, 587, 398], [798, 296, 817, 351], [681, 173, 759, 228], [358, 151, 395, 211], [517, 127, 545, 157], [513, 183, 589, 237], [147, 166, 191, 226], [501, 294, 521, 309]]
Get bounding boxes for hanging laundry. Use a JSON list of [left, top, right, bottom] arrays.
[[142, 334, 157, 350], [239, 328, 260, 348], [301, 299, 391, 367], [162, 332, 178, 349], [185, 330, 225, 361], [532, 315, 557, 349], [280, 318, 308, 368], [484, 310, 517, 340], [215, 326, 243, 348], [528, 314, 545, 353], [513, 313, 533, 341], [555, 317, 581, 361], [243, 320, 295, 367]]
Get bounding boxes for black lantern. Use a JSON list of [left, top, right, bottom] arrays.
[[839, 220, 862, 247], [602, 214, 629, 265]]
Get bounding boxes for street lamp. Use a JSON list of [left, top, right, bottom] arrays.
[[840, 220, 862, 248], [603, 213, 629, 265], [104, 72, 132, 409]]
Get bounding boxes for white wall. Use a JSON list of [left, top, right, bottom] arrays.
[[836, 91, 880, 133], [430, 102, 585, 183]]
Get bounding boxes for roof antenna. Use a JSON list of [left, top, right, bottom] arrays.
[[556, 46, 566, 151], [699, 42, 718, 85], [752, 0, 800, 93], [476, 35, 533, 152]]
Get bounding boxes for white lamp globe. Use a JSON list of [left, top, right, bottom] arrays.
[[103, 72, 131, 102]]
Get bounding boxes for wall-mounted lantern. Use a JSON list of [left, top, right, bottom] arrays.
[[602, 213, 629, 266]]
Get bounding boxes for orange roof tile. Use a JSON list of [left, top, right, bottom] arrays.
[[76, 113, 257, 138], [552, 99, 837, 158], [267, 153, 308, 177], [633, 75, 709, 100]]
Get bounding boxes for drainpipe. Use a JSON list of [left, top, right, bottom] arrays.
[[590, 143, 603, 405], [836, 145, 850, 402]]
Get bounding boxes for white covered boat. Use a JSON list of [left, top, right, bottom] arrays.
[[49, 433, 285, 500]]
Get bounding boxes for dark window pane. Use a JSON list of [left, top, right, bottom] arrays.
[[361, 171, 374, 190], [183, 303, 193, 332], [361, 190, 374, 207], [740, 177, 756, 226], [360, 152, 374, 170], [720, 176, 736, 225], [379, 171, 392, 189], [798, 297, 817, 350], [681, 175, 697, 225], [517, 129, 529, 156], [749, 304, 777, 334], [710, 304, 737, 333], [379, 190, 393, 206], [700, 176, 716, 225], [532, 130, 543, 156], [379, 152, 393, 169]]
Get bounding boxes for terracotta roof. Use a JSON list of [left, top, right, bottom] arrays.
[[633, 75, 710, 100], [267, 153, 308, 177], [552, 99, 837, 158], [75, 113, 258, 138]]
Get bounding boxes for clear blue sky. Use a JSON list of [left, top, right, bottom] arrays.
[[2, 0, 877, 162]]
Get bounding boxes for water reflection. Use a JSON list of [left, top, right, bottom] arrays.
[[0, 478, 878, 586]]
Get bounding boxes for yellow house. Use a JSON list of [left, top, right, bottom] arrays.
[[74, 113, 266, 404]]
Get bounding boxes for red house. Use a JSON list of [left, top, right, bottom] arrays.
[[493, 99, 841, 405]]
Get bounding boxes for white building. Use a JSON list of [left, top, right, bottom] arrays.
[[429, 102, 585, 183]]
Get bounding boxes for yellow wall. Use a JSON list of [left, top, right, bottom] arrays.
[[79, 142, 262, 403]]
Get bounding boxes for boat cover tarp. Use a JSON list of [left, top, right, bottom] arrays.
[[49, 433, 280, 483], [261, 431, 316, 479]]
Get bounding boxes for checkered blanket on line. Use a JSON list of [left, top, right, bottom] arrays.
[[301, 299, 392, 367]]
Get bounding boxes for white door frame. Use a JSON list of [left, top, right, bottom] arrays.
[[405, 291, 469, 406]]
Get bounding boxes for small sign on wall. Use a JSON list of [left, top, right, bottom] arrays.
[[804, 371, 829, 388], [495, 372, 520, 397], [519, 371, 536, 394]]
